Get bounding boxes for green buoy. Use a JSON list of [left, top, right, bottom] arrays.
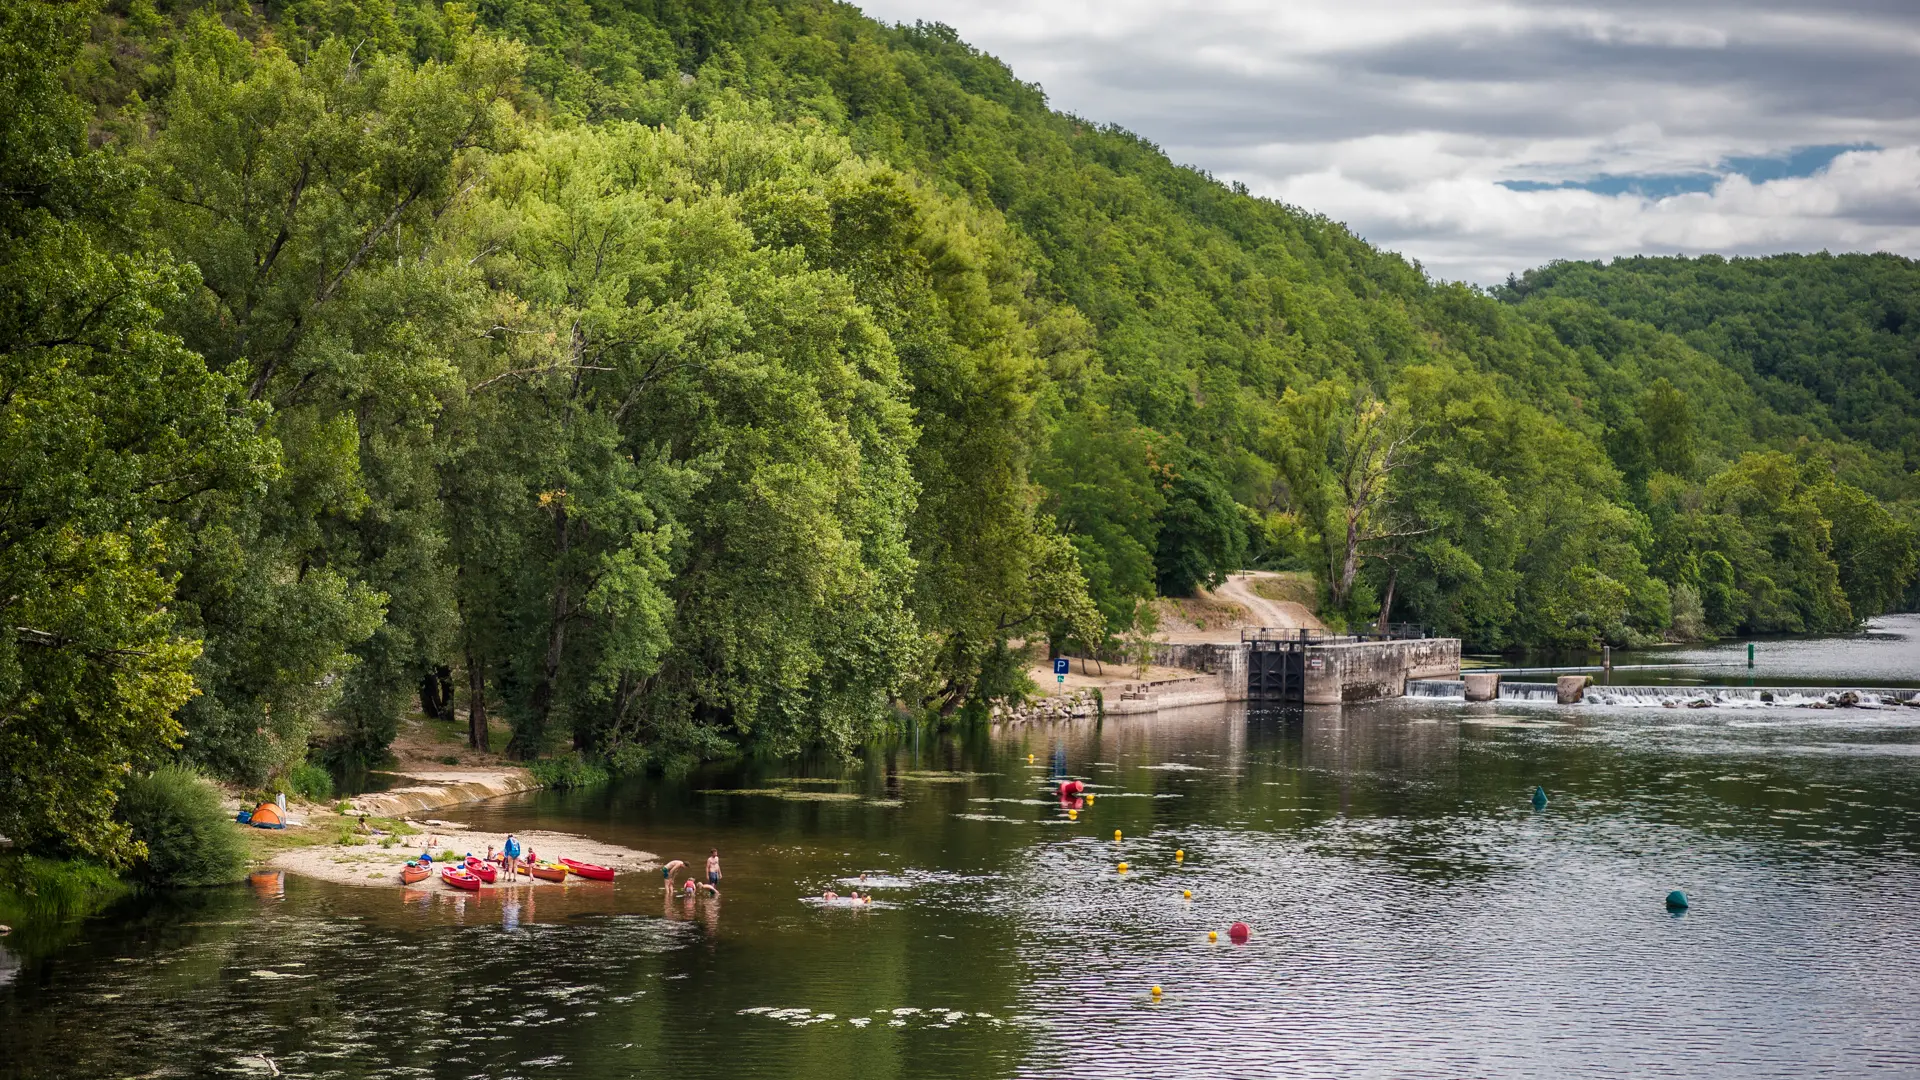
[[1531, 786, 1548, 810], [1666, 890, 1689, 910]]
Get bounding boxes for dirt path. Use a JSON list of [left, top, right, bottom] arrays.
[[1210, 572, 1324, 631]]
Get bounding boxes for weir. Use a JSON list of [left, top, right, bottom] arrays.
[[1397, 677, 1920, 708]]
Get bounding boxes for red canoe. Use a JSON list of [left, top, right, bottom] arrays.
[[559, 858, 615, 882], [401, 863, 430, 885], [441, 867, 481, 891], [463, 856, 498, 883]]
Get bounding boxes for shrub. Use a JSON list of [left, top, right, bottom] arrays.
[[286, 762, 334, 802], [438, 755, 460, 766], [526, 753, 610, 790], [118, 766, 247, 887], [1670, 582, 1709, 641]]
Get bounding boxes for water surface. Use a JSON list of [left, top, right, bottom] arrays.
[[7, 669, 1920, 1077]]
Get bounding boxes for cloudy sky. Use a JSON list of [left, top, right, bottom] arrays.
[[855, 0, 1920, 283]]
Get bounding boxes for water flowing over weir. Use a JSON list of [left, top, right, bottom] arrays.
[[1404, 678, 1920, 709], [1581, 686, 1920, 709], [1406, 679, 1466, 700]]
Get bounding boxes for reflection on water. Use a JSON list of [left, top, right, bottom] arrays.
[[7, 693, 1920, 1078]]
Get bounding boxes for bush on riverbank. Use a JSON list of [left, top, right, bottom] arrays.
[[526, 754, 611, 790], [0, 854, 130, 926], [286, 763, 334, 802], [118, 767, 247, 887]]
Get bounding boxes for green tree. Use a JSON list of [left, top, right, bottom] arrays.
[[0, 1, 267, 862]]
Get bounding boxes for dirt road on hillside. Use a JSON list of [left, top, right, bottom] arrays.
[[1210, 572, 1325, 631]]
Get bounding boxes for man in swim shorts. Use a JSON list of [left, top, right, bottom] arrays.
[[706, 849, 721, 891]]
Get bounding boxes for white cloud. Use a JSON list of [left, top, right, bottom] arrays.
[[854, 0, 1920, 282]]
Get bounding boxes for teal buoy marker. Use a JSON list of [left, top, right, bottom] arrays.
[[1666, 890, 1689, 910], [1747, 642, 1755, 668], [1531, 786, 1549, 810]]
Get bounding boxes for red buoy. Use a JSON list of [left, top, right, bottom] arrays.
[[1228, 921, 1250, 943], [1058, 780, 1085, 797]]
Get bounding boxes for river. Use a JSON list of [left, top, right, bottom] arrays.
[[5, 620, 1920, 1078]]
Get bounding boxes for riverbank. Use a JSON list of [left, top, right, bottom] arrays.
[[268, 824, 655, 888], [235, 762, 653, 888]]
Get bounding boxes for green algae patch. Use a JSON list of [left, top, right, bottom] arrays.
[[698, 789, 864, 802]]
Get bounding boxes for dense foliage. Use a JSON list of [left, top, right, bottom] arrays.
[[4, 0, 1914, 865], [115, 765, 247, 886]]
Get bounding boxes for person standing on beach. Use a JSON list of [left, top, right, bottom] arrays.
[[706, 849, 722, 893], [502, 834, 522, 878]]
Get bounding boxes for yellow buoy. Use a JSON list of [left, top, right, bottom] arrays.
[[1182, 889, 1191, 899], [1175, 849, 1185, 861], [1117, 862, 1129, 872], [1208, 930, 1218, 942], [1151, 985, 1162, 996], [1067, 809, 1078, 820], [1114, 829, 1123, 841], [1027, 754, 1034, 763], [1086, 793, 1095, 804]]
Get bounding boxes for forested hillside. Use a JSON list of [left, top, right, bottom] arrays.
[[3, 0, 1914, 866]]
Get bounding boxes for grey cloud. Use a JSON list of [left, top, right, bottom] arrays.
[[856, 0, 1920, 281]]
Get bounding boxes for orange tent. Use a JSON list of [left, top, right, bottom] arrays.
[[249, 802, 286, 829]]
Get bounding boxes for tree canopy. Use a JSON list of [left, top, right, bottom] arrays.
[[3, 0, 1914, 865]]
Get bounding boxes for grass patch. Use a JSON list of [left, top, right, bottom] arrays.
[[0, 855, 129, 926]]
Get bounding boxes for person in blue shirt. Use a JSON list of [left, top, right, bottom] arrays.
[[502, 834, 522, 878]]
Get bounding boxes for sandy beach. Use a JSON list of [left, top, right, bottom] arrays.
[[270, 822, 657, 888]]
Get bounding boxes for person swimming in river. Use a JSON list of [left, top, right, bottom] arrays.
[[821, 887, 839, 901]]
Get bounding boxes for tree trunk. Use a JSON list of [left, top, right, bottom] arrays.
[[419, 665, 456, 721], [1375, 566, 1398, 638], [527, 503, 571, 743], [466, 650, 490, 752]]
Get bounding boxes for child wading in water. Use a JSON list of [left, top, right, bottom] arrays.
[[706, 849, 721, 892]]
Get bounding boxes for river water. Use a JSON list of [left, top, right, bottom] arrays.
[[6, 624, 1920, 1078]]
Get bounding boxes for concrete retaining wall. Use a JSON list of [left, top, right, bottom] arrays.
[[1301, 638, 1462, 705]]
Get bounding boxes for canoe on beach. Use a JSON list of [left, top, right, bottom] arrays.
[[559, 858, 615, 881], [440, 867, 481, 891]]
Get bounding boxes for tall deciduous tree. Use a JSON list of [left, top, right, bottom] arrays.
[[0, 1, 268, 861]]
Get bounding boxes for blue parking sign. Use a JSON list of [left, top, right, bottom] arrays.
[[1053, 658, 1070, 676]]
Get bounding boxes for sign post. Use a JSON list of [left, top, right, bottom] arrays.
[[1053, 657, 1069, 685]]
